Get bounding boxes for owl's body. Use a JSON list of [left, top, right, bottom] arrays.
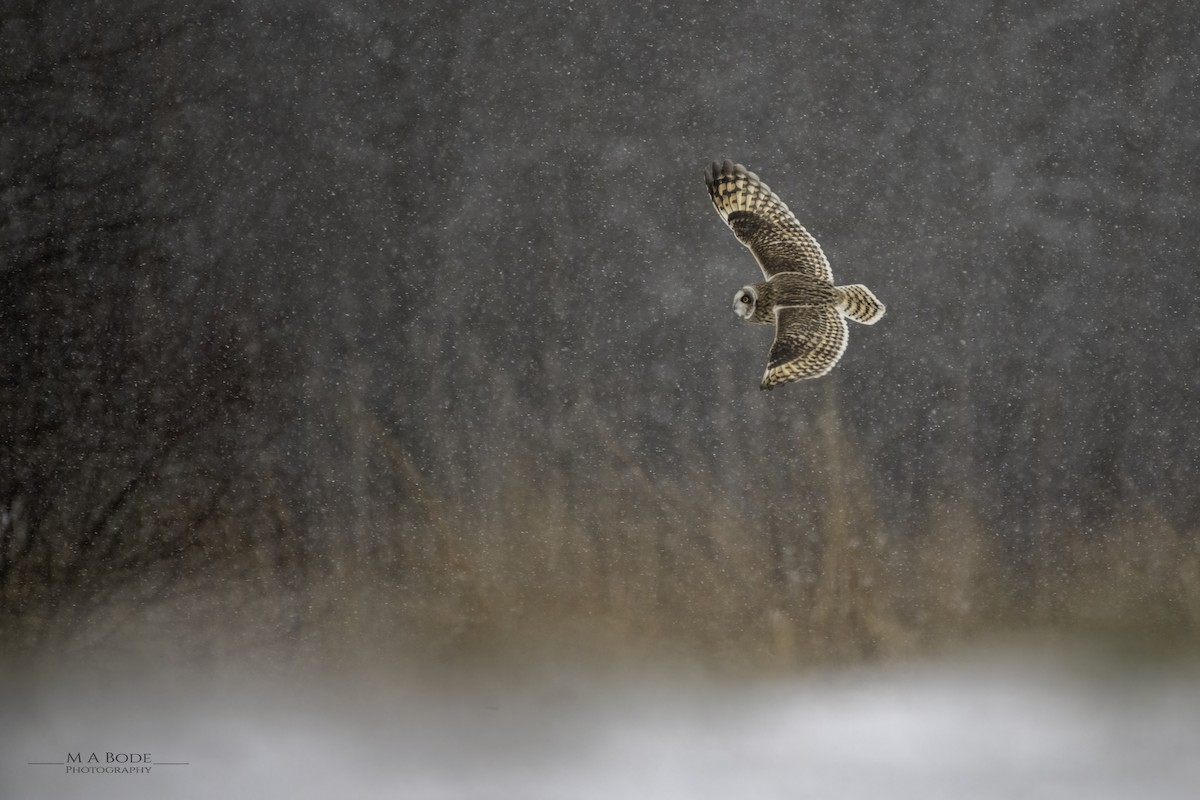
[[705, 159, 885, 389], [735, 273, 838, 325]]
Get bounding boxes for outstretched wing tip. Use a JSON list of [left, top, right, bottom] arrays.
[[703, 159, 833, 282], [759, 359, 839, 390], [704, 158, 736, 186]]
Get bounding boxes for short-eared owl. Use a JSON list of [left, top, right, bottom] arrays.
[[705, 159, 885, 390]]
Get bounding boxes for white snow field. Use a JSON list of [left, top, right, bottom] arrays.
[[5, 646, 1199, 800]]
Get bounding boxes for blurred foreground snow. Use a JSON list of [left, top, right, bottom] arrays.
[[4, 645, 1198, 799]]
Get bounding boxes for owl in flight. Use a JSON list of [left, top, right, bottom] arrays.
[[705, 159, 885, 389]]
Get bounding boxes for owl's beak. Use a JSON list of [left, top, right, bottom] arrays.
[[733, 292, 753, 319]]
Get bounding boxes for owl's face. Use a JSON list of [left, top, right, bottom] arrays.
[[733, 286, 757, 320]]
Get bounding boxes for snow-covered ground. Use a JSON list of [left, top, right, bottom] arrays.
[[5, 646, 1199, 799]]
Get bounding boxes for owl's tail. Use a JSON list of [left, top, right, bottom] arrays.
[[835, 284, 886, 325]]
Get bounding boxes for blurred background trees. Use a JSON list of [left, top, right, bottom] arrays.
[[0, 0, 281, 645], [2, 0, 1198, 664]]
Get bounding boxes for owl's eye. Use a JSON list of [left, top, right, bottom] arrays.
[[740, 295, 751, 304]]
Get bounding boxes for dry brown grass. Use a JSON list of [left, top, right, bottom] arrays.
[[8, 413, 1199, 674]]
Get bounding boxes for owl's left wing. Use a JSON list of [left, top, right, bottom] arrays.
[[705, 159, 834, 282], [761, 307, 848, 389]]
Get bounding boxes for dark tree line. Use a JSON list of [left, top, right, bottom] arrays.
[[0, 1, 284, 643]]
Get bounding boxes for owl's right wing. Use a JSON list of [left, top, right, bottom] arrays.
[[705, 159, 834, 282], [760, 307, 848, 390]]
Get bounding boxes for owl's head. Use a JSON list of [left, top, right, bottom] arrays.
[[733, 286, 757, 320]]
